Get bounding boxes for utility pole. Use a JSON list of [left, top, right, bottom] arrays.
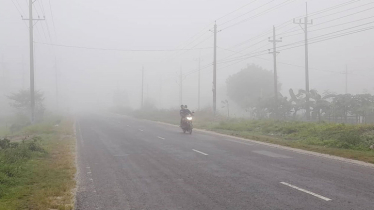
[[268, 26, 282, 119], [293, 3, 313, 121], [211, 22, 218, 115], [141, 66, 144, 108], [22, 0, 45, 123]]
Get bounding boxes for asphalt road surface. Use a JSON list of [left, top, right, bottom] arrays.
[[75, 113, 374, 210]]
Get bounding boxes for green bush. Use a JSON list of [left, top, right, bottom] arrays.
[[0, 136, 46, 198]]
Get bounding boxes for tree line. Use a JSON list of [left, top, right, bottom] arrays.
[[226, 64, 374, 123]]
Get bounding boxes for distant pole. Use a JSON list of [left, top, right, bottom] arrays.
[[23, 0, 44, 123], [268, 26, 282, 119], [213, 22, 217, 115], [141, 66, 144, 108], [29, 0, 35, 122], [293, 2, 313, 121]]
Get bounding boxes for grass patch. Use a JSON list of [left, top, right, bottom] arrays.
[[0, 117, 76, 210], [129, 109, 374, 164]]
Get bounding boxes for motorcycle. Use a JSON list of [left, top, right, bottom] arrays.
[[181, 113, 193, 134]]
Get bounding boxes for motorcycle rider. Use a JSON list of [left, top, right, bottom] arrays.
[[184, 105, 192, 116], [180, 105, 192, 127]]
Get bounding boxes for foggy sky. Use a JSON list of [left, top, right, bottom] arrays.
[[1, 0, 374, 113]]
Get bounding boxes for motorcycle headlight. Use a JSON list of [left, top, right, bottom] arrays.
[[186, 116, 193, 120]]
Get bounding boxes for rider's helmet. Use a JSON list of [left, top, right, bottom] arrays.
[[184, 105, 188, 109], [180, 105, 184, 109]]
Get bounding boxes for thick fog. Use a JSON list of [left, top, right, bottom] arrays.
[[1, 0, 374, 114]]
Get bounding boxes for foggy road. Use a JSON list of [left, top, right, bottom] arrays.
[[75, 113, 374, 210]]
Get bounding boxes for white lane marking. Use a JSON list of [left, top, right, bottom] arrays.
[[157, 136, 165, 140], [192, 149, 208, 156], [139, 129, 144, 132], [126, 125, 130, 127], [280, 182, 331, 201]]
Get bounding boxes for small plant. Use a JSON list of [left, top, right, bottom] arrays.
[[0, 138, 10, 150]]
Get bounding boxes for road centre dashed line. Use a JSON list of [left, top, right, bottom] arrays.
[[192, 149, 208, 156], [138, 129, 144, 132], [157, 136, 165, 140], [280, 182, 332, 201]]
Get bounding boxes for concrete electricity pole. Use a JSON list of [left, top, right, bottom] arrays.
[[268, 26, 282, 119], [210, 22, 218, 115], [293, 3, 313, 121], [22, 0, 45, 123]]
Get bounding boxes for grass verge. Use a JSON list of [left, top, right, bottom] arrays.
[[0, 117, 76, 210], [128, 109, 374, 164]]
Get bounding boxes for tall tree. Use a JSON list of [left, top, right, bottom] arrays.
[[226, 64, 280, 109], [8, 89, 45, 121]]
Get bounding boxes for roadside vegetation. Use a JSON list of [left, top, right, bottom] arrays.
[[0, 116, 76, 210], [117, 108, 374, 164]]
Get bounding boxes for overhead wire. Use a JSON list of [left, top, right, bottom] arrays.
[[313, 2, 374, 20], [282, 16, 374, 38], [221, 0, 297, 31], [34, 42, 213, 52], [220, 0, 276, 25], [216, 0, 260, 21]]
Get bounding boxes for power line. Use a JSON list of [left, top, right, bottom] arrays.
[[216, 0, 259, 21], [34, 41, 213, 52], [310, 6, 374, 27], [278, 22, 374, 49], [220, 0, 276, 25], [221, 0, 297, 31], [10, 0, 29, 29], [278, 26, 374, 52], [282, 17, 374, 38], [227, 0, 364, 48], [220, 23, 374, 65], [166, 33, 213, 61], [48, 0, 57, 36], [313, 2, 374, 20]]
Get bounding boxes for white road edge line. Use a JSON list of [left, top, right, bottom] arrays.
[[150, 120, 374, 168], [192, 149, 208, 156], [280, 182, 331, 201], [139, 129, 144, 132], [157, 136, 165, 140]]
